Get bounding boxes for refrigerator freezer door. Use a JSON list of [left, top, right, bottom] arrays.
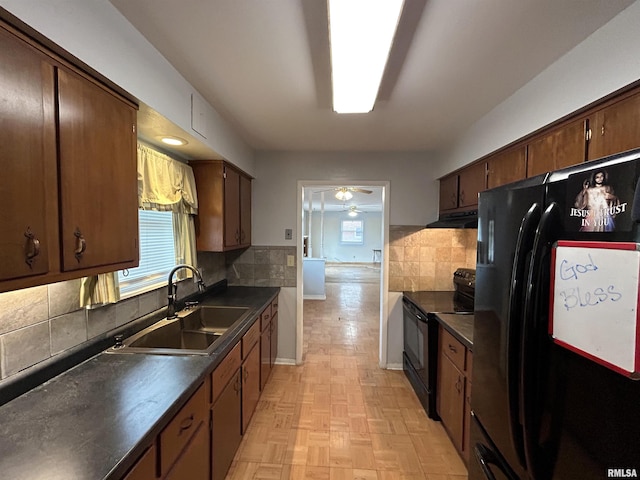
[[472, 178, 546, 480]]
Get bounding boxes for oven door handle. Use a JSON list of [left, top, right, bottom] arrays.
[[403, 299, 427, 323]]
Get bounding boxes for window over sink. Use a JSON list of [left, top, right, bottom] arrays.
[[118, 210, 176, 298]]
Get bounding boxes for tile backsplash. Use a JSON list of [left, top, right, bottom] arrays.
[[389, 226, 477, 292], [0, 231, 465, 382], [0, 247, 294, 382]]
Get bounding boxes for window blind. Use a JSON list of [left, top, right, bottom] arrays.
[[118, 210, 176, 297]]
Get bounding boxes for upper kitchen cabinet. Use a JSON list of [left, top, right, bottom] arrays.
[[190, 160, 252, 252], [439, 162, 486, 213], [57, 68, 138, 272], [0, 19, 139, 293], [486, 146, 526, 189], [588, 91, 640, 161], [527, 117, 588, 177], [0, 25, 57, 283]]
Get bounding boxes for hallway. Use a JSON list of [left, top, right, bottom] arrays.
[[226, 265, 467, 479]]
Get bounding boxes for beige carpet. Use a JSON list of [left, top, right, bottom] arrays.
[[324, 263, 381, 284]]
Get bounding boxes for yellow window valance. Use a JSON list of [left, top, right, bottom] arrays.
[[137, 144, 198, 214]]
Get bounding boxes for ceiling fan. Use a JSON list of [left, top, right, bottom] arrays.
[[329, 186, 373, 201], [343, 205, 365, 217]]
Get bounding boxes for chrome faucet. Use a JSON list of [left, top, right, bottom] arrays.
[[167, 264, 206, 319]]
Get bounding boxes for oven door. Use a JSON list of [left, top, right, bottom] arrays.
[[402, 298, 428, 386]]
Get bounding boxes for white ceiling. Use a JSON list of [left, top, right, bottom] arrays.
[[110, 0, 633, 155], [305, 186, 384, 213]]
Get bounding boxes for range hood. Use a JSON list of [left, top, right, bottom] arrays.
[[425, 210, 478, 229]]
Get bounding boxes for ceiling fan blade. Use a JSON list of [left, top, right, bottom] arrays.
[[350, 187, 372, 194]]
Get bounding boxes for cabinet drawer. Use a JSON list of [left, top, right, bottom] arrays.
[[160, 383, 207, 477], [260, 305, 272, 332], [441, 328, 466, 372], [242, 320, 260, 359], [212, 342, 241, 402]]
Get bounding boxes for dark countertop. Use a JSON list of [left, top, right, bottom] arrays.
[[0, 286, 279, 480], [436, 313, 474, 350]]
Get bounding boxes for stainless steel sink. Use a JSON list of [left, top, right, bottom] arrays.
[[181, 305, 250, 333], [107, 305, 250, 355]]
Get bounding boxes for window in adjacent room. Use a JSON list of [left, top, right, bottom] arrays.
[[340, 219, 364, 244]]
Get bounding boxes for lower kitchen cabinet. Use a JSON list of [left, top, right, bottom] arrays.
[[160, 383, 208, 479], [437, 326, 473, 463], [122, 445, 156, 480], [211, 342, 242, 480], [242, 321, 261, 433], [260, 303, 274, 390]]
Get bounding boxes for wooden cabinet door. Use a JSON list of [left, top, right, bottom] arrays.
[[463, 379, 472, 463], [164, 422, 208, 480], [260, 321, 272, 390], [527, 118, 587, 177], [123, 445, 156, 480], [242, 343, 261, 433], [439, 174, 459, 212], [0, 27, 57, 281], [270, 311, 278, 368], [458, 162, 486, 208], [57, 68, 138, 272], [239, 173, 252, 247], [486, 147, 526, 189], [211, 370, 242, 480], [224, 165, 241, 248], [191, 161, 225, 252], [437, 351, 464, 451], [590, 92, 640, 160]]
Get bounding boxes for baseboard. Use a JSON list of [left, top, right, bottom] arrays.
[[385, 363, 403, 370], [274, 358, 297, 366], [303, 294, 326, 300]]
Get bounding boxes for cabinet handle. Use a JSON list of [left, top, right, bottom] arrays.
[[459, 190, 465, 205], [448, 343, 458, 354], [74, 228, 86, 261], [233, 375, 241, 393], [244, 368, 249, 382], [235, 229, 240, 242], [179, 414, 194, 434], [601, 125, 605, 136], [455, 377, 462, 394], [24, 228, 41, 267]]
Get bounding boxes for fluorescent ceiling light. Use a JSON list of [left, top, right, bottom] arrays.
[[329, 0, 404, 113]]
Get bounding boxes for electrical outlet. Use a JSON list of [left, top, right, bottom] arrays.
[[287, 255, 295, 267], [285, 228, 292, 240]]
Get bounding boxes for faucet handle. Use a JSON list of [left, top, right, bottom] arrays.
[[185, 301, 199, 310]]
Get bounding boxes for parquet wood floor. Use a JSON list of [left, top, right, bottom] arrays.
[[226, 274, 468, 480]]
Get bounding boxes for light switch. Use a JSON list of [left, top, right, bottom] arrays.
[[287, 255, 295, 267], [285, 228, 292, 240]]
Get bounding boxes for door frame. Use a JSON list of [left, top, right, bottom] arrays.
[[296, 180, 390, 367]]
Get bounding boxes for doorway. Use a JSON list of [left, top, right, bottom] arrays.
[[296, 181, 390, 367]]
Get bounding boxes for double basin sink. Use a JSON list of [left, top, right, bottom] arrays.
[[109, 305, 250, 355]]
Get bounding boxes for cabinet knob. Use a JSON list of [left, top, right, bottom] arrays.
[[24, 228, 41, 268], [74, 228, 86, 261]]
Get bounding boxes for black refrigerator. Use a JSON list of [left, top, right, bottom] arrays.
[[470, 148, 640, 480]]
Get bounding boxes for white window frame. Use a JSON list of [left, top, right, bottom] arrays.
[[340, 219, 364, 244], [118, 210, 177, 298]]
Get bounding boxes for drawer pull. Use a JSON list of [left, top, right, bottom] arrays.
[[448, 344, 458, 354], [179, 414, 194, 434]]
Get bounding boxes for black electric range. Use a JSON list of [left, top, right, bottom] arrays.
[[402, 268, 475, 419]]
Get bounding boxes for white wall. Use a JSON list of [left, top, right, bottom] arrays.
[[435, 1, 640, 177], [0, 0, 256, 176], [253, 151, 439, 247], [309, 211, 382, 263]]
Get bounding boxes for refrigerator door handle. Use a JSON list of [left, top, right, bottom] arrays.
[[507, 202, 541, 468], [521, 201, 562, 478], [474, 443, 517, 480]]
